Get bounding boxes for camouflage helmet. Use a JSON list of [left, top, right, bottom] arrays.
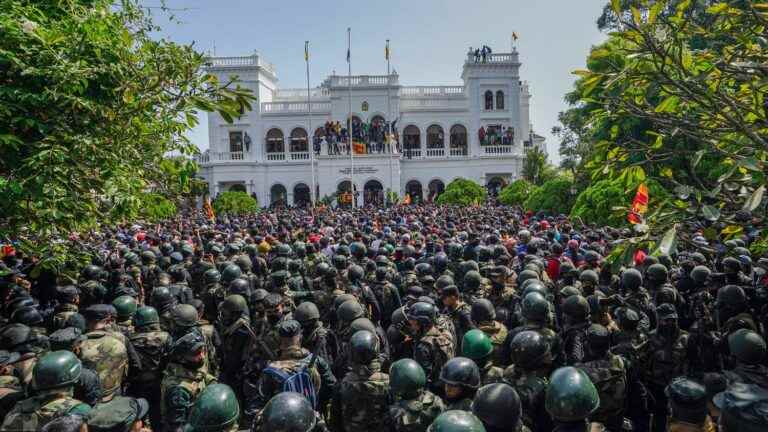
[[314, 262, 331, 278], [350, 241, 367, 258], [271, 270, 289, 286], [461, 329, 493, 361], [349, 330, 379, 365], [463, 271, 483, 292], [185, 384, 240, 432], [220, 264, 242, 285], [510, 330, 552, 370], [427, 410, 486, 432], [271, 257, 289, 272], [545, 367, 599, 422], [151, 286, 175, 308], [729, 329, 767, 365], [140, 250, 156, 264], [620, 268, 643, 291], [717, 285, 747, 307], [406, 302, 437, 328], [112, 295, 137, 320], [203, 269, 221, 285], [389, 358, 426, 398], [375, 266, 389, 281], [276, 243, 293, 257], [579, 269, 599, 285], [234, 255, 252, 273], [470, 299, 496, 323], [440, 357, 481, 389], [436, 275, 455, 291], [172, 304, 199, 328], [690, 265, 711, 284], [471, 383, 522, 431], [646, 263, 669, 283], [220, 294, 249, 320], [32, 350, 82, 391], [332, 254, 347, 270], [348, 265, 364, 283], [516, 269, 539, 286], [337, 300, 365, 324], [562, 295, 590, 321], [134, 306, 160, 328], [261, 392, 316, 432]]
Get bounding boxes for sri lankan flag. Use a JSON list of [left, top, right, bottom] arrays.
[[628, 183, 649, 224], [203, 196, 215, 222], [352, 140, 367, 154]]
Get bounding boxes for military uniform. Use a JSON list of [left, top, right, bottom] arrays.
[[49, 303, 79, 331], [0, 394, 88, 431], [388, 390, 446, 432], [161, 362, 216, 431], [504, 366, 552, 432], [413, 326, 455, 391], [476, 320, 508, 366], [337, 360, 390, 432], [80, 330, 129, 402], [128, 324, 172, 428], [576, 353, 628, 430]]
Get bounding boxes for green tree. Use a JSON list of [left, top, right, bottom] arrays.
[[435, 178, 487, 206], [522, 147, 557, 186], [498, 179, 533, 206], [571, 178, 669, 226], [213, 191, 259, 216], [139, 193, 177, 222], [0, 0, 254, 273], [576, 0, 768, 232], [524, 177, 576, 215]]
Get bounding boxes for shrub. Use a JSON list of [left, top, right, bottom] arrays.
[[213, 191, 258, 215], [570, 178, 669, 226], [139, 193, 177, 221], [436, 178, 487, 206], [523, 177, 575, 214], [498, 179, 533, 206]]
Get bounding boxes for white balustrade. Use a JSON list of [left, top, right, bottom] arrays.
[[329, 75, 398, 87], [266, 153, 285, 161], [403, 148, 422, 159], [483, 145, 514, 155], [399, 98, 467, 110], [401, 86, 465, 97], [275, 87, 330, 100], [426, 148, 445, 158], [290, 152, 310, 161], [450, 147, 468, 157], [261, 101, 332, 114]]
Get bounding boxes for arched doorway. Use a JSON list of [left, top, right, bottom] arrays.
[[428, 179, 445, 202], [290, 128, 308, 153], [370, 115, 386, 152], [266, 129, 285, 154], [347, 116, 363, 141], [363, 180, 384, 207], [403, 125, 420, 158], [426, 125, 444, 149], [293, 183, 311, 207], [450, 124, 468, 156], [229, 183, 246, 193], [405, 180, 423, 204], [270, 184, 287, 207], [486, 177, 507, 197], [337, 180, 355, 208]]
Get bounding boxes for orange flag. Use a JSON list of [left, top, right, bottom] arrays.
[[203, 196, 215, 222], [403, 193, 412, 205], [628, 183, 649, 224]]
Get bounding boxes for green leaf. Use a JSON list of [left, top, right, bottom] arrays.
[[654, 225, 678, 256], [706, 3, 729, 14], [691, 149, 705, 168], [648, 2, 663, 23], [743, 185, 765, 212], [611, 0, 621, 15], [655, 95, 680, 113], [631, 6, 642, 25], [702, 205, 721, 221]]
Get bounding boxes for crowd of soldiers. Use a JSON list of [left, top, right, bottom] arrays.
[[0, 204, 767, 432]]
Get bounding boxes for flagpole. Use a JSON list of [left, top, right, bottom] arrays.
[[386, 39, 394, 203], [348, 27, 355, 208], [305, 41, 317, 207]]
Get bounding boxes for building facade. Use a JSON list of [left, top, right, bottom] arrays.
[[196, 48, 545, 207]]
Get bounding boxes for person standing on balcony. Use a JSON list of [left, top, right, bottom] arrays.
[[478, 126, 486, 146]]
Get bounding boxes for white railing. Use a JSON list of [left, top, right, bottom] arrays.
[[483, 145, 514, 155], [329, 75, 398, 87], [401, 86, 465, 97], [275, 87, 330, 100], [206, 55, 276, 75], [400, 98, 467, 110], [450, 147, 468, 157], [403, 148, 422, 159], [426, 148, 445, 158], [261, 101, 332, 114], [266, 153, 285, 161], [466, 52, 519, 64], [290, 152, 310, 161], [196, 151, 247, 163]]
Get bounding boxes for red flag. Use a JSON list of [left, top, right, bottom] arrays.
[[203, 197, 215, 222], [628, 183, 649, 224]]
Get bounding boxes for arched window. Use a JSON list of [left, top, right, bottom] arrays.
[[405, 180, 423, 203], [293, 183, 310, 206], [484, 91, 493, 110], [496, 91, 505, 110], [266, 129, 284, 153], [403, 125, 421, 150], [450, 125, 468, 155], [290, 128, 308, 153], [270, 184, 287, 206], [229, 131, 244, 153], [428, 179, 445, 201], [426, 125, 444, 149]]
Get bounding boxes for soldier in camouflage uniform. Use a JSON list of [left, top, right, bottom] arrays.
[[472, 382, 530, 432], [127, 306, 172, 430], [184, 383, 240, 432], [544, 367, 600, 432], [1, 351, 91, 431], [151, 286, 177, 331], [504, 330, 555, 432], [369, 266, 402, 329], [111, 295, 136, 337], [407, 302, 455, 393], [217, 295, 254, 401], [387, 358, 446, 432], [49, 285, 80, 331], [79, 265, 108, 308], [161, 331, 217, 432], [79, 305, 129, 402], [200, 268, 224, 323], [440, 357, 481, 410], [441, 285, 474, 354], [462, 329, 504, 385], [471, 299, 508, 366], [335, 329, 389, 432]]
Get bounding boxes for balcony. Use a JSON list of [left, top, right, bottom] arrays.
[[425, 148, 445, 158], [450, 147, 468, 157], [401, 86, 465, 97], [465, 52, 520, 65], [205, 54, 276, 76], [274, 87, 330, 100], [266, 153, 285, 161], [290, 152, 310, 161], [482, 145, 514, 155], [328, 74, 398, 88], [261, 101, 332, 115], [195, 151, 247, 164]]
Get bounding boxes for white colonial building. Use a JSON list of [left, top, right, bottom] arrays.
[[196, 47, 545, 207]]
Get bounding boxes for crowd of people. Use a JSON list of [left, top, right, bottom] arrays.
[[317, 119, 397, 156], [0, 203, 767, 432]]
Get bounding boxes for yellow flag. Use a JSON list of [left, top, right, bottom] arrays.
[[304, 41, 309, 62], [385, 40, 390, 60]]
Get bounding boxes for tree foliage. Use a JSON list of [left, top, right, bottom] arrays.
[[569, 0, 768, 236], [435, 178, 487, 206], [522, 147, 557, 186], [571, 178, 669, 226], [524, 177, 576, 215], [213, 191, 259, 216], [139, 193, 177, 222], [498, 179, 533, 206], [0, 1, 253, 243]]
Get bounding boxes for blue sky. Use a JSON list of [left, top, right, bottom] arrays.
[[151, 0, 608, 161]]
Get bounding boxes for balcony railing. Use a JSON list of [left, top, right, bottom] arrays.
[[275, 87, 330, 100], [266, 153, 285, 161], [328, 74, 398, 87], [290, 152, 310, 161], [400, 98, 467, 111], [425, 148, 445, 158], [483, 145, 514, 155], [466, 52, 519, 64], [195, 151, 247, 163], [205, 55, 276, 75], [401, 86, 465, 97], [403, 148, 422, 159], [262, 101, 332, 114], [450, 147, 468, 157]]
